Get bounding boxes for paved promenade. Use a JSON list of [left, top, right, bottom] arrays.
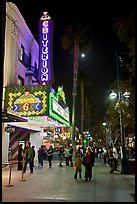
[[2, 159, 135, 202]]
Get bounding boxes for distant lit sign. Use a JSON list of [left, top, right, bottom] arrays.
[[6, 85, 48, 117], [39, 11, 52, 85]]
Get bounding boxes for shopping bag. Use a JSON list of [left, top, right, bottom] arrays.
[[73, 164, 76, 171]]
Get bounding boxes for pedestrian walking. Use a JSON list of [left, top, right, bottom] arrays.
[[97, 145, 103, 163], [37, 145, 44, 167], [69, 145, 73, 166], [47, 145, 54, 168], [17, 143, 24, 170], [82, 146, 95, 181], [113, 144, 119, 171], [103, 146, 108, 164], [64, 146, 70, 166], [32, 146, 36, 167], [58, 145, 64, 167], [43, 146, 47, 160], [107, 146, 114, 173], [23, 142, 33, 173], [74, 153, 82, 180]]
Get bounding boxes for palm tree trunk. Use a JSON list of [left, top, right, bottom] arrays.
[[71, 39, 79, 159], [87, 102, 90, 132], [85, 96, 88, 130], [80, 81, 84, 143]]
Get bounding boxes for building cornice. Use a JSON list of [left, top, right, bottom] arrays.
[[6, 2, 38, 47]]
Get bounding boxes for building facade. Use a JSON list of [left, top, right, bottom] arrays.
[[2, 2, 70, 164]]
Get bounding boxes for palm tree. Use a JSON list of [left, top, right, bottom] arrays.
[[61, 23, 92, 153], [112, 12, 135, 83], [78, 71, 92, 140]]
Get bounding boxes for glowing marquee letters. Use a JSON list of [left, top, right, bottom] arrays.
[[41, 20, 49, 82]]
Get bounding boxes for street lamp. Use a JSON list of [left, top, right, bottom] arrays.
[[109, 52, 130, 174], [109, 89, 130, 174], [81, 53, 85, 58]]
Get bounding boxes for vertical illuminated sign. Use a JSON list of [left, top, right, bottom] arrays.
[[38, 12, 53, 85]]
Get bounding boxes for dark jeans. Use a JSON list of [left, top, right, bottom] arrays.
[[48, 156, 53, 167], [69, 155, 73, 166], [65, 157, 69, 166], [23, 158, 33, 173], [74, 171, 82, 179], [18, 159, 23, 170], [85, 164, 93, 180], [38, 156, 44, 166], [104, 154, 107, 164], [114, 158, 118, 170], [108, 158, 114, 168], [32, 157, 35, 167], [59, 154, 64, 166]]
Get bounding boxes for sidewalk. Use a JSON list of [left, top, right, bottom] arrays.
[[2, 160, 135, 202]]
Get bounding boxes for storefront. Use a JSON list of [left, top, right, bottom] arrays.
[[4, 84, 70, 159]]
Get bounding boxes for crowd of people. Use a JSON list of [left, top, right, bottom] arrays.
[[17, 142, 121, 180]]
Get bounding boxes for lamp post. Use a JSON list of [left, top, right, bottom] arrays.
[[103, 122, 108, 146], [109, 52, 130, 174]]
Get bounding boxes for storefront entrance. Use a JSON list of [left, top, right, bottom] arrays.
[[9, 127, 30, 160]]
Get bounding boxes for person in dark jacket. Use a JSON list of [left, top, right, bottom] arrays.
[[83, 146, 95, 181], [37, 145, 45, 167], [47, 145, 54, 168], [107, 146, 114, 173], [32, 146, 36, 167], [17, 144, 24, 170], [23, 142, 33, 173], [58, 145, 64, 167], [69, 146, 73, 167]]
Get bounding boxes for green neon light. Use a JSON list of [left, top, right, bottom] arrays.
[[56, 86, 66, 104], [49, 91, 70, 126]]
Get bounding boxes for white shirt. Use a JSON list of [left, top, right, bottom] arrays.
[[113, 147, 118, 159]]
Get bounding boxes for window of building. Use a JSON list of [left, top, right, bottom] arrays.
[[34, 61, 37, 69], [18, 75, 24, 86], [19, 44, 24, 61], [18, 45, 29, 68]]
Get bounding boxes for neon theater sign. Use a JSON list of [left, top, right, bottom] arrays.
[[6, 85, 48, 117], [39, 12, 52, 85]]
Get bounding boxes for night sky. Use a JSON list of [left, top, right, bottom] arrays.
[[10, 0, 135, 129]]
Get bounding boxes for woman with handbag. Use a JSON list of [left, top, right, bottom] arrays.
[[74, 153, 82, 180]]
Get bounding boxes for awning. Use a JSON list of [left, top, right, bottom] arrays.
[[2, 111, 27, 123]]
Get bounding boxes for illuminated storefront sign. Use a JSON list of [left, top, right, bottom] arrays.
[[6, 85, 48, 117], [49, 86, 70, 126], [39, 11, 53, 85], [52, 98, 69, 122]]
